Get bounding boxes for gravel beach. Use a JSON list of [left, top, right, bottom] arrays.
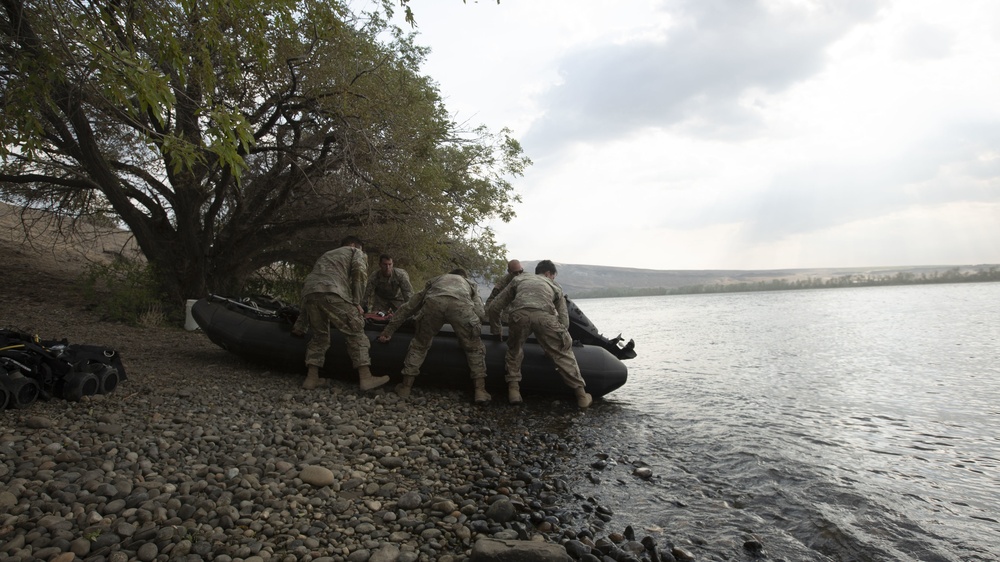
[[1, 213, 681, 562]]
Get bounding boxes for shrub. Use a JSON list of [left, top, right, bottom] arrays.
[[81, 257, 172, 325]]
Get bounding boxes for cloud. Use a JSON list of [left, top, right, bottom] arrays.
[[700, 118, 1000, 243], [524, 0, 885, 151], [405, 0, 1000, 270], [894, 21, 956, 61]]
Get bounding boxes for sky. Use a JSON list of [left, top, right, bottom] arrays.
[[392, 0, 1000, 271]]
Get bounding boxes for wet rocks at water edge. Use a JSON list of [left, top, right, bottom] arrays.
[[0, 375, 694, 562]]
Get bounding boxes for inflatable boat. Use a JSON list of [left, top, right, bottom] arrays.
[[191, 295, 635, 399]]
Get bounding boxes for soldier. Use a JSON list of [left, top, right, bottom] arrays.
[[377, 269, 491, 404], [299, 236, 389, 391], [484, 259, 524, 339], [363, 254, 413, 314], [486, 260, 592, 408]]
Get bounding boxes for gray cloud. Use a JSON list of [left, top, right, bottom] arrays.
[[524, 0, 885, 152], [695, 119, 1000, 241]]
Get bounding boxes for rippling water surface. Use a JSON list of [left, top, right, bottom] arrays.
[[559, 282, 1000, 561]]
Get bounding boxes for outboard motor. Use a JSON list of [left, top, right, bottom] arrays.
[[566, 297, 637, 360]]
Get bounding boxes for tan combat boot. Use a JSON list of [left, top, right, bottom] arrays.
[[358, 366, 389, 391], [302, 365, 327, 390], [575, 386, 593, 409], [395, 375, 416, 398], [473, 378, 491, 404], [507, 381, 522, 404]]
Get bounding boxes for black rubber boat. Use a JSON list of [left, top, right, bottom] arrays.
[[191, 295, 635, 399]]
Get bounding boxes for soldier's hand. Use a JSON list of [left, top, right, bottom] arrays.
[[377, 333, 391, 343]]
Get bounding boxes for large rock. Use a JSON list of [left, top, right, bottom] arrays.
[[485, 499, 515, 523], [471, 538, 571, 562], [370, 544, 400, 562], [299, 465, 336, 486], [397, 490, 422, 510]]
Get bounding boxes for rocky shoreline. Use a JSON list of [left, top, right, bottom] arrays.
[[0, 206, 711, 562], [1, 338, 687, 562]]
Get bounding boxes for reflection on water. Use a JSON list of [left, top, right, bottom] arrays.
[[560, 283, 1000, 561]]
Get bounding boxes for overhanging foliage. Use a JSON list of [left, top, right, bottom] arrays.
[[1, 0, 528, 302]]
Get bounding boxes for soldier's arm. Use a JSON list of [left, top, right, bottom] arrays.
[[555, 289, 569, 329], [468, 280, 487, 323], [379, 288, 425, 340], [362, 276, 375, 311], [486, 271, 515, 306], [486, 282, 515, 330], [349, 249, 368, 307], [398, 269, 413, 302]]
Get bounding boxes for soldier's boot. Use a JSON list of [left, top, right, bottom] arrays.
[[507, 381, 522, 405], [395, 375, 416, 398], [575, 386, 593, 409], [473, 378, 491, 404], [302, 365, 327, 390], [358, 366, 389, 391]]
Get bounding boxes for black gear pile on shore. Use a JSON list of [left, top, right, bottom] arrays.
[[0, 329, 127, 410]]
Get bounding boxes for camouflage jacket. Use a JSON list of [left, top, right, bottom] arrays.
[[364, 268, 413, 309], [301, 246, 368, 305], [485, 273, 568, 328], [381, 273, 485, 337]]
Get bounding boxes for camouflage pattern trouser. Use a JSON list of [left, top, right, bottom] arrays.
[[302, 293, 370, 369], [403, 298, 486, 380], [505, 309, 586, 390]]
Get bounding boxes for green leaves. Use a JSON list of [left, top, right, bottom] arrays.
[[202, 106, 253, 177], [1, 0, 528, 301]]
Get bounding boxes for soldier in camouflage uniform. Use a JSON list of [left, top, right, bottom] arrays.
[[486, 260, 592, 408], [377, 269, 491, 403], [484, 259, 524, 339], [363, 254, 413, 314], [299, 236, 389, 391]]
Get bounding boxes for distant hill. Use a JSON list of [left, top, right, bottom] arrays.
[[480, 261, 1000, 299], [6, 201, 993, 302]]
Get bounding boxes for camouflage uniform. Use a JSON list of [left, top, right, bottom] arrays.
[[301, 246, 370, 369], [485, 273, 586, 390], [382, 273, 488, 380], [485, 270, 519, 336], [364, 268, 413, 313]]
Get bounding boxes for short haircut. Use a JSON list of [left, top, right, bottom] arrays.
[[379, 254, 393, 263], [535, 260, 557, 275], [449, 268, 467, 278], [341, 235, 363, 249]]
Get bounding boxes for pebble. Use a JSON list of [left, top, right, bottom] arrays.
[[0, 373, 694, 562]]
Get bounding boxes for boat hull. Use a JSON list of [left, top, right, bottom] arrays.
[[192, 297, 628, 399]]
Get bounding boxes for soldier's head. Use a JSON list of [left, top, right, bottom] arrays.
[[535, 260, 557, 279], [450, 268, 468, 278], [507, 259, 523, 275], [379, 254, 394, 276], [341, 235, 363, 250]]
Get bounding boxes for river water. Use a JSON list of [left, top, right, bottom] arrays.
[[550, 282, 1000, 561]]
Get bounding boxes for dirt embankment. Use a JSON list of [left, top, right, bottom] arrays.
[[1, 202, 244, 395]]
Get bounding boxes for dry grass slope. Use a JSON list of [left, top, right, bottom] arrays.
[[1, 202, 271, 411]]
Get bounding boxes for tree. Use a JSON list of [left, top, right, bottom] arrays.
[[1, 0, 527, 302]]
